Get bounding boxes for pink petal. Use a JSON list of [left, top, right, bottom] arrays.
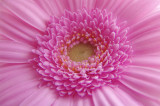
[[0, 0, 49, 31], [66, 0, 83, 11], [72, 95, 94, 106], [118, 81, 160, 106], [0, 11, 42, 45], [131, 29, 160, 55], [34, 0, 64, 16], [34, 0, 83, 16], [82, 0, 97, 10], [123, 65, 160, 88], [84, 0, 160, 25], [92, 88, 111, 106], [128, 12, 160, 40], [115, 0, 160, 25], [131, 55, 160, 69], [0, 64, 39, 92], [93, 86, 135, 106], [114, 87, 141, 106], [0, 64, 40, 106], [55, 0, 83, 12], [101, 87, 125, 106], [20, 87, 57, 106], [120, 65, 160, 103], [127, 13, 160, 55], [52, 96, 73, 106], [0, 40, 34, 63]]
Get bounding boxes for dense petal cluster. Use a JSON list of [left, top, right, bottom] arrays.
[[33, 8, 132, 96]]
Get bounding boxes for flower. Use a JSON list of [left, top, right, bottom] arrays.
[[0, 0, 160, 106]]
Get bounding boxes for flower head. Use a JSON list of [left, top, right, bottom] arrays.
[[33, 8, 132, 97], [0, 0, 160, 106]]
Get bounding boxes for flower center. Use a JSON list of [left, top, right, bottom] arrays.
[[68, 43, 94, 62]]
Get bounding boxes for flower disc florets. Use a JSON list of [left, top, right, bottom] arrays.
[[33, 8, 132, 96]]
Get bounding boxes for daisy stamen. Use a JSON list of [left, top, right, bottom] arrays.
[[68, 43, 94, 62]]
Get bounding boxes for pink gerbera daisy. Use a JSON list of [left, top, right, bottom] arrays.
[[0, 0, 160, 106]]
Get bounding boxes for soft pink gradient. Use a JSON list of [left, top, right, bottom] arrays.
[[0, 0, 160, 106]]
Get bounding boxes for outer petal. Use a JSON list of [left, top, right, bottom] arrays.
[[52, 95, 94, 106], [128, 13, 160, 55], [52, 96, 73, 106], [0, 11, 38, 45], [114, 87, 141, 106], [65, 0, 83, 12], [92, 86, 140, 106], [131, 55, 160, 69], [20, 87, 57, 106], [33, 0, 65, 16], [117, 82, 160, 106], [92, 87, 111, 106], [131, 29, 160, 55], [0, 64, 40, 106], [83, 0, 160, 25], [0, 40, 34, 63], [34, 0, 83, 16], [119, 65, 160, 105], [72, 95, 94, 106], [0, 0, 49, 31]]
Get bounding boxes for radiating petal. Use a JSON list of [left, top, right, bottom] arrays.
[[0, 64, 39, 93], [119, 65, 160, 103], [114, 87, 141, 106], [118, 81, 160, 106], [72, 96, 84, 106], [131, 55, 160, 69], [127, 13, 160, 55], [34, 0, 64, 16], [128, 13, 160, 40], [82, 0, 97, 10], [83, 0, 160, 25], [0, 35, 8, 40], [20, 87, 57, 106], [92, 88, 111, 106], [93, 85, 148, 106], [0, 0, 49, 31], [115, 0, 160, 25], [35, 0, 83, 16], [120, 75, 160, 101], [101, 86, 125, 106], [131, 29, 160, 55], [52, 96, 73, 106], [0, 11, 42, 45], [53, 0, 83, 12], [0, 64, 40, 106], [0, 40, 34, 63], [66, 0, 83, 11], [123, 65, 160, 87], [93, 86, 129, 106], [72, 95, 94, 106]]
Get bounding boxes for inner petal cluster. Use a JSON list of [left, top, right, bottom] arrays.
[[33, 8, 132, 96]]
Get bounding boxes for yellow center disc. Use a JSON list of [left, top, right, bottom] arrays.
[[68, 43, 94, 62]]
